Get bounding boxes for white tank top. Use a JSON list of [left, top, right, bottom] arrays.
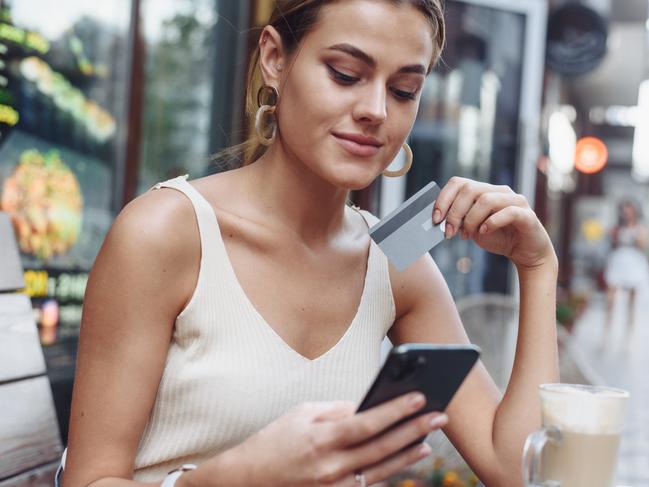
[[132, 175, 396, 481]]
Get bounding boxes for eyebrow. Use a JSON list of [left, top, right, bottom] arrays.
[[326, 43, 427, 75]]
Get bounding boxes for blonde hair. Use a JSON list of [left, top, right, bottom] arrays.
[[213, 0, 445, 169]]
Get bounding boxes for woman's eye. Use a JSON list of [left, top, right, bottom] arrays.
[[327, 65, 359, 84], [391, 88, 418, 101]]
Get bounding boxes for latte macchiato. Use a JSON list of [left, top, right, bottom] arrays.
[[523, 384, 629, 487], [541, 430, 621, 487]]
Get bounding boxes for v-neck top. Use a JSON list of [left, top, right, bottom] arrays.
[[133, 175, 396, 481]]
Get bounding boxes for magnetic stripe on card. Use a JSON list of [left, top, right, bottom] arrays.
[[370, 181, 440, 243]]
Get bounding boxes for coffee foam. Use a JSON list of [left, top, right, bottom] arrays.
[[540, 384, 628, 435]]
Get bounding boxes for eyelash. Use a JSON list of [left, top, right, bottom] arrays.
[[326, 65, 417, 101], [327, 65, 358, 84]]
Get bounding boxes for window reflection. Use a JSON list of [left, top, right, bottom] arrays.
[[137, 0, 249, 193], [405, 3, 525, 297]]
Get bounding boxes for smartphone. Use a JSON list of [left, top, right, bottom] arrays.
[[356, 344, 481, 440]]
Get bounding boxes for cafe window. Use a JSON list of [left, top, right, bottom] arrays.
[[136, 0, 250, 193], [0, 0, 133, 442], [0, 1, 131, 343], [380, 0, 546, 298]]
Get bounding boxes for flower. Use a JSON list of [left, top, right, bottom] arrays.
[[442, 471, 465, 487]]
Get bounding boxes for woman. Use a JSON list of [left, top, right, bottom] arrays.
[[603, 200, 649, 344], [62, 1, 559, 486]]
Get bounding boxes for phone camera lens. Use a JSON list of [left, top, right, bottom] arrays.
[[390, 352, 423, 381], [402, 361, 417, 379]]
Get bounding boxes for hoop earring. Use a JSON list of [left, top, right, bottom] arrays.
[[383, 143, 413, 177], [255, 85, 279, 146]]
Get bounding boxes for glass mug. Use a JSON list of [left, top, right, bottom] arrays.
[[523, 384, 629, 487]]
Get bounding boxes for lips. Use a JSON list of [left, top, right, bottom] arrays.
[[332, 132, 384, 157]]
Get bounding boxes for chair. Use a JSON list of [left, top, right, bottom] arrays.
[[0, 213, 63, 486], [421, 293, 518, 475], [455, 293, 518, 390]]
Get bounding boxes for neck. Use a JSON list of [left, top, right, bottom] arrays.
[[239, 141, 351, 242]]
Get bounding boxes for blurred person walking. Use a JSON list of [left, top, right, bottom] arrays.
[[603, 200, 649, 347]]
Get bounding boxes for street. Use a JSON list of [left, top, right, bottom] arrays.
[[571, 290, 649, 486]]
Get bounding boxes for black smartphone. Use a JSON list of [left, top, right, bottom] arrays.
[[356, 343, 481, 439]]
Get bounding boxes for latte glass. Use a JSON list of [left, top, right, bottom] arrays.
[[523, 384, 629, 487]]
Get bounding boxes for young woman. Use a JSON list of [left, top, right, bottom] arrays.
[[62, 1, 559, 486]]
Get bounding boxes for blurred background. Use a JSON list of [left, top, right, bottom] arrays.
[[0, 0, 648, 486]]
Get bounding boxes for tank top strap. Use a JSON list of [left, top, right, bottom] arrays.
[[355, 207, 380, 229], [150, 175, 225, 273], [350, 206, 386, 236], [348, 206, 396, 331]]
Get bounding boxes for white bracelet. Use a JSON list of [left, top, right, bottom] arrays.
[[160, 464, 197, 487]]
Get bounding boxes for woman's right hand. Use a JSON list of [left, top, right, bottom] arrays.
[[188, 392, 447, 487]]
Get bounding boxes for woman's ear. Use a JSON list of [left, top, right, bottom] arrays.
[[258, 26, 286, 89]]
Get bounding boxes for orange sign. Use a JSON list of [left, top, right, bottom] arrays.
[[575, 137, 608, 174]]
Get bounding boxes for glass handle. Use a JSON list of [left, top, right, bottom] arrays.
[[522, 426, 561, 487]]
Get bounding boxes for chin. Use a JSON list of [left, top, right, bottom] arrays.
[[331, 170, 379, 192]]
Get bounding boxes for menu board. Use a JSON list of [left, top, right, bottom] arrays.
[[0, 0, 130, 345]]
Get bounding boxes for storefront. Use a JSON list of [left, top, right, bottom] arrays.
[[0, 0, 251, 442]]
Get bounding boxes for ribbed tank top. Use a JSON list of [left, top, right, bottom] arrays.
[[133, 175, 396, 481]]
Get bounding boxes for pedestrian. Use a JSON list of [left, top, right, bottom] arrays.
[[603, 200, 649, 347], [61, 2, 559, 486]]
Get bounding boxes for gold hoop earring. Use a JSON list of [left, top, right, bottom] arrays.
[[383, 143, 413, 177], [255, 104, 277, 146], [255, 85, 279, 146]]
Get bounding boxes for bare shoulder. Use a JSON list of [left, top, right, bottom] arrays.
[[190, 169, 247, 215], [113, 184, 198, 250], [92, 185, 201, 318], [189, 169, 275, 244], [389, 254, 447, 317], [190, 170, 235, 196], [388, 253, 468, 345]]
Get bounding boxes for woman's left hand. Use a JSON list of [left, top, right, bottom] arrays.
[[432, 177, 557, 272]]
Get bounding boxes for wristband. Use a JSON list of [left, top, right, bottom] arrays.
[[161, 464, 197, 487]]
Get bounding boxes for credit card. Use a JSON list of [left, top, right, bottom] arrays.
[[369, 181, 445, 271]]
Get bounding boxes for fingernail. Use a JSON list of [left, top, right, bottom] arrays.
[[445, 224, 454, 239], [480, 224, 487, 234], [418, 443, 432, 457], [430, 413, 448, 428], [461, 229, 469, 240], [410, 393, 426, 408], [433, 209, 442, 224]]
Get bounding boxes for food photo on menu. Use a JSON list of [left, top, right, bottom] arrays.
[[0, 1, 128, 345]]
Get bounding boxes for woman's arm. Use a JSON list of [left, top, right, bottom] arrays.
[[635, 224, 649, 250], [610, 227, 619, 248], [491, 262, 558, 475], [388, 177, 559, 486], [63, 189, 201, 487]]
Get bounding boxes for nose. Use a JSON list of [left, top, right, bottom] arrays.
[[353, 82, 387, 125]]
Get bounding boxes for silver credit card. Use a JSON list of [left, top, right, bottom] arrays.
[[370, 181, 445, 271]]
